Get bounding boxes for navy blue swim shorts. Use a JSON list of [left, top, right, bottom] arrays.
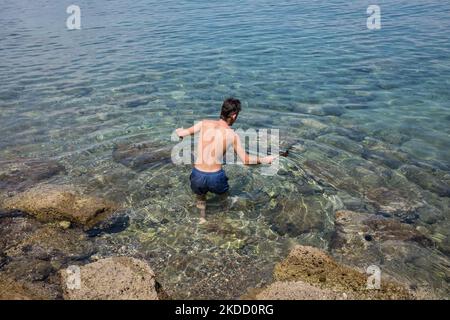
[[190, 167, 229, 195]]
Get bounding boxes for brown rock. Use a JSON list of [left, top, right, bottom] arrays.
[[0, 160, 64, 193], [273, 245, 412, 300], [4, 225, 94, 263], [270, 196, 333, 237], [112, 142, 172, 172], [255, 281, 349, 300], [365, 187, 422, 223], [363, 216, 433, 246], [2, 184, 119, 228], [60, 257, 158, 300], [0, 274, 60, 300], [332, 210, 433, 250]]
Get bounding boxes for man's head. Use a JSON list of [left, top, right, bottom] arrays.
[[220, 98, 241, 126]]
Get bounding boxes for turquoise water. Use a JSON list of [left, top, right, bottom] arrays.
[[1, 0, 449, 298]]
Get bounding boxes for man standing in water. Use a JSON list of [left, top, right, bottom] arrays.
[[175, 98, 275, 224]]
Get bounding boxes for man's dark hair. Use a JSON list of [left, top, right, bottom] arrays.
[[220, 98, 241, 120]]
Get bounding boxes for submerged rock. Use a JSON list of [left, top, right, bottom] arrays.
[[372, 129, 410, 145], [0, 211, 41, 251], [2, 184, 120, 228], [399, 165, 450, 197], [85, 210, 130, 237], [431, 220, 450, 255], [269, 196, 334, 238], [316, 134, 363, 155], [4, 225, 95, 264], [331, 210, 449, 297], [0, 274, 60, 300], [365, 187, 422, 223], [271, 245, 412, 299], [112, 141, 173, 172], [60, 257, 159, 300], [361, 149, 404, 169], [296, 104, 345, 117], [124, 98, 149, 109], [360, 138, 411, 169], [364, 217, 433, 246], [0, 213, 96, 300], [327, 126, 366, 142], [331, 210, 433, 253], [0, 160, 65, 193], [0, 252, 9, 269]]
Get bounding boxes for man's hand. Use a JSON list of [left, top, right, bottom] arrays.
[[176, 128, 186, 139], [260, 155, 276, 164]]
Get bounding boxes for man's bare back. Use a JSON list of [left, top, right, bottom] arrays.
[[194, 119, 234, 172], [177, 119, 273, 171]]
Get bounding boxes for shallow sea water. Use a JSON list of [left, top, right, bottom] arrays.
[[0, 0, 449, 298]]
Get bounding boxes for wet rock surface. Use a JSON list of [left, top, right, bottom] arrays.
[[4, 225, 95, 264], [0, 208, 162, 300], [269, 196, 333, 238], [399, 165, 450, 197], [0, 212, 96, 300], [0, 274, 60, 300], [0, 160, 65, 194], [2, 184, 120, 228], [60, 257, 159, 300], [365, 187, 423, 223], [268, 245, 413, 299], [331, 210, 449, 297], [86, 210, 130, 237], [331, 210, 433, 253], [112, 142, 173, 172], [254, 280, 349, 300]]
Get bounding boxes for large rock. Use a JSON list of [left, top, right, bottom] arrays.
[[332, 210, 433, 252], [0, 211, 98, 300], [0, 160, 65, 193], [255, 281, 349, 300], [1, 184, 119, 228], [331, 211, 449, 297], [112, 142, 173, 172], [365, 187, 423, 223], [60, 257, 158, 300], [0, 274, 59, 300], [85, 210, 130, 237], [331, 209, 434, 262], [270, 196, 334, 238], [399, 165, 450, 197], [4, 225, 94, 264], [272, 245, 412, 299], [361, 137, 410, 169], [316, 134, 363, 155]]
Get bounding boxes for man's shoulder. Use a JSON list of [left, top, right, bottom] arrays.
[[200, 119, 219, 125]]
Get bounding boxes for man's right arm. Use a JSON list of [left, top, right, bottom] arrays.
[[176, 121, 203, 139]]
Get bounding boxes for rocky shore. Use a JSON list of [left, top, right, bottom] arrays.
[[0, 208, 162, 300], [0, 176, 162, 300], [247, 245, 432, 300]]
